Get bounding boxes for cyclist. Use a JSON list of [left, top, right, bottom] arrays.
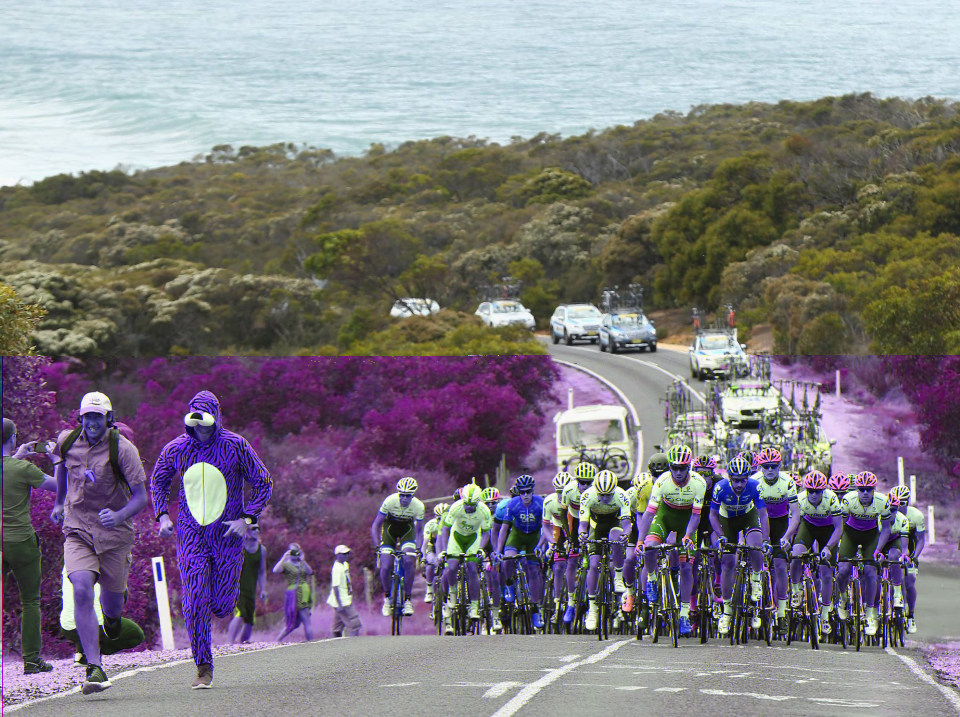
[[690, 454, 720, 624], [543, 472, 572, 627], [480, 487, 503, 630], [870, 487, 909, 623], [781, 471, 843, 633], [559, 463, 598, 624], [756, 447, 798, 627], [621, 468, 656, 613], [889, 485, 925, 633], [422, 503, 449, 604], [637, 445, 708, 636], [791, 471, 804, 493], [835, 471, 893, 637], [828, 472, 851, 501], [371, 477, 424, 617], [494, 474, 548, 629], [710, 455, 771, 634], [578, 470, 632, 630], [438, 485, 493, 635]]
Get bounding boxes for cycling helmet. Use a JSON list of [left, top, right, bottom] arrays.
[[433, 502, 449, 518], [633, 471, 653, 489], [693, 454, 717, 473], [803, 471, 828, 491], [828, 472, 850, 493], [854, 471, 878, 488], [481, 487, 500, 503], [889, 485, 911, 506], [790, 472, 803, 489], [515, 474, 536, 491], [552, 471, 572, 491], [666, 445, 693, 466], [738, 451, 760, 471], [647, 452, 670, 475], [396, 477, 418, 494], [462, 484, 483, 505], [574, 462, 598, 481], [594, 470, 618, 495], [727, 456, 753, 477], [758, 447, 782, 465]]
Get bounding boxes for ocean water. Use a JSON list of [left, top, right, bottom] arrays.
[[2, 0, 959, 185]]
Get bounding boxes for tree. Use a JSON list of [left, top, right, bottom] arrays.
[[0, 283, 47, 355], [863, 268, 960, 354]]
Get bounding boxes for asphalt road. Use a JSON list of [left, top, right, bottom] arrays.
[[13, 636, 960, 717]]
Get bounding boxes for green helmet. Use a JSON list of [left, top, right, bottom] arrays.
[[574, 462, 598, 481], [462, 484, 483, 505], [647, 452, 670, 475], [666, 445, 693, 466]]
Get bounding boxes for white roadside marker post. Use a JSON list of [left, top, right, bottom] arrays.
[[836, 370, 841, 398], [927, 505, 936, 544], [152, 556, 176, 651], [910, 475, 917, 503], [568, 388, 574, 410], [898, 457, 904, 488]]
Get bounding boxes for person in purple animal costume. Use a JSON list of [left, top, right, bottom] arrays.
[[151, 390, 272, 689]]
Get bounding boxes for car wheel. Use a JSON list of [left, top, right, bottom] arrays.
[[610, 342, 618, 354], [565, 330, 573, 346], [649, 343, 657, 353], [552, 328, 560, 345], [691, 363, 697, 379], [599, 338, 606, 352], [591, 338, 598, 344]]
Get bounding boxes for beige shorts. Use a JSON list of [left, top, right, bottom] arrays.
[[64, 531, 133, 594]]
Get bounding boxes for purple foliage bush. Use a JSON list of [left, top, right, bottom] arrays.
[[4, 356, 559, 652]]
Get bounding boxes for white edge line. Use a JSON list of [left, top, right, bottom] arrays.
[[885, 646, 960, 714], [553, 359, 643, 472], [489, 639, 629, 717], [4, 638, 345, 712]]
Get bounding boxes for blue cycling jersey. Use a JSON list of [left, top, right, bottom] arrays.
[[494, 498, 512, 523], [711, 478, 766, 517], [504, 495, 544, 534]]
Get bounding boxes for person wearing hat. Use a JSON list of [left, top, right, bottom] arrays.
[[274, 543, 315, 642], [328, 545, 361, 637], [2, 417, 58, 674], [50, 392, 149, 695]]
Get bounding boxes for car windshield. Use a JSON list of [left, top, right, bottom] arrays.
[[568, 307, 601, 319], [613, 314, 645, 327], [701, 336, 732, 350], [559, 418, 625, 446], [493, 302, 522, 313]]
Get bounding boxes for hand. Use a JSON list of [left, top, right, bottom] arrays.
[[872, 549, 884, 563], [578, 533, 589, 551], [619, 533, 629, 547], [761, 540, 771, 555], [780, 536, 791, 551], [681, 535, 695, 551], [98, 508, 122, 529], [50, 503, 64, 525], [900, 553, 911, 565], [492, 552, 503, 563], [13, 442, 33, 460], [718, 535, 728, 546], [820, 547, 832, 561], [260, 591, 267, 601], [223, 518, 249, 539], [158, 514, 175, 538], [438, 551, 447, 562]]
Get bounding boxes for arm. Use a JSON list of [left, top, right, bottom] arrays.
[[333, 567, 344, 609], [496, 521, 510, 554], [875, 515, 892, 556], [371, 512, 385, 547], [782, 511, 802, 544], [912, 531, 926, 560], [681, 510, 700, 543], [636, 508, 655, 543], [272, 554, 288, 573], [115, 482, 149, 522], [757, 506, 770, 543], [238, 436, 273, 517], [709, 506, 723, 538], [38, 475, 58, 493], [415, 518, 424, 552], [149, 444, 177, 520], [438, 525, 450, 556], [827, 514, 843, 549], [51, 462, 68, 523]]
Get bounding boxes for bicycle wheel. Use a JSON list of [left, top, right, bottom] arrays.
[[853, 580, 862, 652], [698, 579, 711, 644], [670, 609, 679, 649], [806, 585, 819, 650], [391, 574, 404, 636], [880, 583, 889, 649], [597, 570, 608, 641], [605, 449, 631, 479], [729, 567, 744, 646]]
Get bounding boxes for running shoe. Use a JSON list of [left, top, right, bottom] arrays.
[[82, 664, 112, 695], [678, 615, 692, 636], [562, 605, 576, 623], [191, 663, 213, 690], [23, 658, 53, 674]]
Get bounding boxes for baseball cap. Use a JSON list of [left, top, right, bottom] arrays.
[[79, 392, 113, 415], [2, 418, 16, 445], [334, 544, 352, 555]]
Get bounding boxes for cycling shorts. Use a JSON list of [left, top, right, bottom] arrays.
[[587, 513, 621, 555], [505, 529, 539, 554], [838, 526, 880, 563], [718, 510, 760, 543], [381, 520, 416, 552], [646, 507, 693, 546], [446, 530, 482, 559], [795, 521, 837, 564], [768, 515, 790, 560]]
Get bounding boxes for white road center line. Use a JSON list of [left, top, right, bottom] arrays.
[[885, 646, 960, 714], [482, 682, 524, 698], [489, 639, 629, 717], [559, 654, 580, 663]]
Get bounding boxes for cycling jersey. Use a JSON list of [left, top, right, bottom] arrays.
[[379, 493, 425, 522], [797, 489, 843, 527], [840, 493, 890, 531], [503, 495, 544, 534], [543, 493, 567, 528], [578, 487, 631, 522], [758, 472, 798, 519], [442, 500, 493, 536], [626, 477, 654, 515], [904, 505, 926, 535], [560, 482, 587, 519], [645, 472, 708, 515], [494, 497, 512, 523], [711, 478, 766, 518], [423, 517, 441, 550], [887, 510, 909, 539]]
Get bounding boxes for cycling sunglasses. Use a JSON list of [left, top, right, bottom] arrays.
[[669, 464, 690, 471], [576, 479, 592, 487], [517, 488, 535, 495], [184, 411, 215, 427]]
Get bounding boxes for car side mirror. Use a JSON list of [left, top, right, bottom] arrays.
[[829, 439, 837, 446], [653, 444, 662, 450], [740, 344, 747, 350]]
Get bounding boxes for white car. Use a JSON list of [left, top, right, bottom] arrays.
[[550, 304, 602, 345], [719, 380, 782, 426], [390, 298, 440, 318], [475, 300, 536, 330], [688, 330, 749, 380]]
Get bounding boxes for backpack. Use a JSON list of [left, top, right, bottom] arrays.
[[60, 426, 128, 491]]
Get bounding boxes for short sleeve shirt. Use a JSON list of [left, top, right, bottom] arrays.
[[578, 487, 631, 521], [561, 482, 588, 520], [504, 495, 544, 534], [281, 560, 309, 589], [1, 456, 46, 543], [905, 505, 926, 535], [423, 518, 441, 549], [797, 489, 843, 527], [542, 494, 567, 528], [326, 561, 352, 608], [711, 478, 767, 518], [758, 472, 798, 519], [54, 428, 147, 551], [443, 500, 493, 535], [378, 493, 425, 522], [887, 511, 909, 539], [841, 493, 890, 531], [647, 472, 708, 514]]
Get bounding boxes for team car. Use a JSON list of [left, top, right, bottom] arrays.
[[550, 304, 603, 345], [718, 379, 782, 427], [390, 298, 440, 318], [553, 404, 641, 486], [688, 329, 749, 380], [598, 311, 657, 353], [475, 300, 536, 330]]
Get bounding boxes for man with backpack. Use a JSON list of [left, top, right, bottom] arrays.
[[50, 392, 149, 695]]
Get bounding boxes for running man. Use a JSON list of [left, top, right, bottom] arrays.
[[637, 445, 708, 636], [494, 474, 547, 629], [371, 477, 424, 617], [51, 392, 149, 695], [438, 484, 493, 634], [152, 390, 273, 689], [228, 524, 267, 644]]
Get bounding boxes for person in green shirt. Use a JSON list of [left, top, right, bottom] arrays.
[[2, 417, 58, 674]]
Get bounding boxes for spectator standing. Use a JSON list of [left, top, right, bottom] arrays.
[[327, 544, 361, 637], [274, 543, 314, 642], [2, 418, 58, 674], [228, 524, 267, 644]]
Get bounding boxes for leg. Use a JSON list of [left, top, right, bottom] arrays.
[[905, 571, 918, 614], [228, 615, 244, 644], [379, 551, 394, 596], [240, 623, 253, 643], [466, 561, 480, 602], [177, 528, 216, 668], [298, 608, 313, 640], [526, 559, 544, 602], [5, 536, 43, 664], [331, 608, 345, 638], [343, 604, 362, 637], [69, 570, 102, 668]]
